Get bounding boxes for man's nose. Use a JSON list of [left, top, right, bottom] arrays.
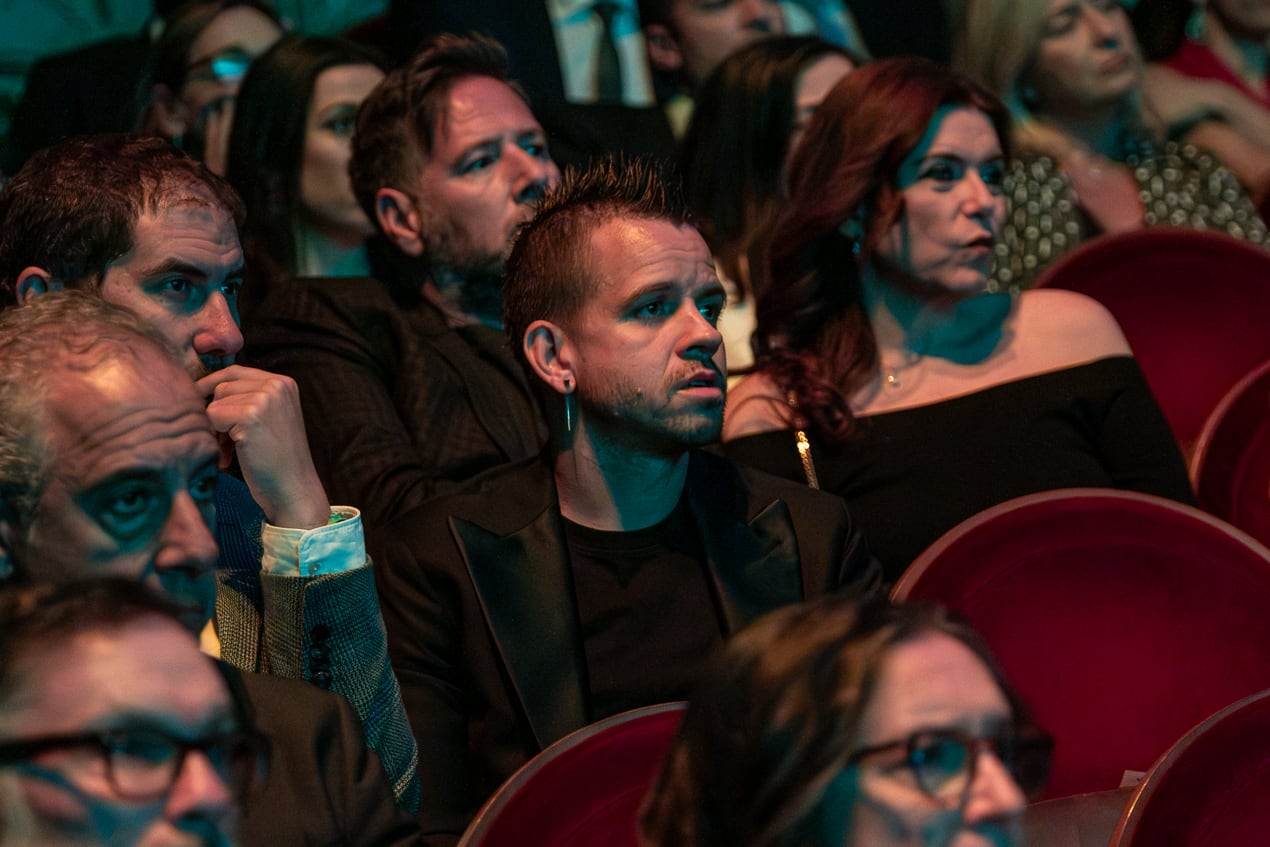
[[676, 303, 724, 360], [193, 291, 244, 363], [153, 491, 219, 577], [511, 147, 562, 205]]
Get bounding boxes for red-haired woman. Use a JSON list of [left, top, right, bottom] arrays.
[[723, 57, 1193, 583]]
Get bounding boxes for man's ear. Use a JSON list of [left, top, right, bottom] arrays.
[[375, 188, 426, 257], [149, 83, 190, 139], [14, 266, 60, 306], [643, 24, 684, 74], [523, 319, 575, 394]]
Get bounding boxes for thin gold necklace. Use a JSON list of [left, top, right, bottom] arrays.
[[881, 351, 923, 389]]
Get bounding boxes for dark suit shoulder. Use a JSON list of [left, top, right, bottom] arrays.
[[687, 450, 880, 596], [688, 449, 851, 521], [383, 455, 555, 541], [252, 276, 401, 329]]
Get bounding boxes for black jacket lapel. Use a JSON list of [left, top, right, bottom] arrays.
[[687, 455, 805, 633], [454, 507, 589, 750]]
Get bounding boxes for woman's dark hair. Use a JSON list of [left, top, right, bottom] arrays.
[[639, 594, 1030, 847], [679, 36, 857, 297], [225, 34, 387, 303], [753, 57, 1010, 445]]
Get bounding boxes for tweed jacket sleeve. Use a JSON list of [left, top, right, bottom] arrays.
[[214, 474, 421, 813]]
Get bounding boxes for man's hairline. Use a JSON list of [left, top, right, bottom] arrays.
[[399, 71, 535, 185]]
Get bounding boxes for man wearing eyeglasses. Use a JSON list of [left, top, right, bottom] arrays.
[[0, 579, 262, 846]]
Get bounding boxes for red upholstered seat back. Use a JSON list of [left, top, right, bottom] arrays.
[[1190, 358, 1270, 549], [892, 489, 1270, 800], [1112, 688, 1270, 846], [458, 703, 685, 847], [1033, 227, 1270, 456]]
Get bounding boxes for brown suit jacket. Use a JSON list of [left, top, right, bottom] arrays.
[[223, 666, 420, 846], [244, 277, 545, 529]]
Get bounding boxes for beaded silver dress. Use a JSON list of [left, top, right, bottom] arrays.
[[990, 140, 1268, 292]]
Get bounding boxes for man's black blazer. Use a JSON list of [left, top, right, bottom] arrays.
[[375, 450, 879, 844]]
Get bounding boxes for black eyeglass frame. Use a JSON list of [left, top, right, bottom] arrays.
[[846, 725, 1054, 806], [0, 727, 268, 803], [185, 46, 256, 86]]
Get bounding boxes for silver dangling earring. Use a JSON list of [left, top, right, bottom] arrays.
[[563, 379, 573, 433]]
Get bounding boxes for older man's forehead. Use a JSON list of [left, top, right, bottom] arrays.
[[41, 345, 215, 477]]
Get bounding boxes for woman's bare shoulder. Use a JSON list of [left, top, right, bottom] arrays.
[[1013, 288, 1132, 365], [724, 371, 794, 440]]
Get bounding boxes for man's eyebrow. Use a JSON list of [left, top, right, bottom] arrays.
[[619, 281, 676, 310], [136, 258, 245, 281], [86, 708, 240, 736], [697, 280, 727, 299]]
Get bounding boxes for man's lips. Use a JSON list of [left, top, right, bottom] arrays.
[[675, 369, 725, 396]]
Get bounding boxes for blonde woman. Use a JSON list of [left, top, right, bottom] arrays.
[[954, 0, 1267, 290]]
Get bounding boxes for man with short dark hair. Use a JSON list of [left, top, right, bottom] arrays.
[[0, 291, 418, 846], [246, 34, 558, 527], [376, 157, 879, 843], [0, 578, 256, 846]]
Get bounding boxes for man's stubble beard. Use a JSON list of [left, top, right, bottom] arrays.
[[418, 203, 515, 329], [580, 376, 725, 456]]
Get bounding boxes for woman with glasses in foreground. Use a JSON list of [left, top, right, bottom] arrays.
[[640, 594, 1052, 847]]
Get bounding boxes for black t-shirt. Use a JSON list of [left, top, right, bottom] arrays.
[[563, 496, 724, 721]]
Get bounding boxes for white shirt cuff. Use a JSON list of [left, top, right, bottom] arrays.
[[261, 506, 366, 577]]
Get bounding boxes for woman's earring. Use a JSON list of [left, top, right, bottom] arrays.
[[839, 215, 865, 255]]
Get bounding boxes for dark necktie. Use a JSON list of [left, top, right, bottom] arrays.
[[593, 1, 623, 104]]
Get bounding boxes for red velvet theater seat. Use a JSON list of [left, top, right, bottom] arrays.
[[1190, 357, 1270, 549], [1033, 227, 1270, 458], [458, 702, 685, 847], [892, 489, 1270, 800], [1111, 688, 1270, 846]]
